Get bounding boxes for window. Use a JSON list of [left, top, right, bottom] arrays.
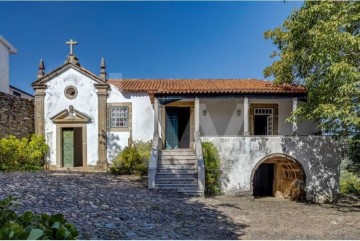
[[111, 106, 128, 128], [64, 86, 78, 99], [250, 104, 278, 135], [254, 108, 273, 135], [107, 103, 132, 131], [13, 91, 21, 97]]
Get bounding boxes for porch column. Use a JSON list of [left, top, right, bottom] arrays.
[[292, 97, 298, 135], [154, 98, 159, 135], [244, 97, 249, 136], [195, 98, 200, 134]]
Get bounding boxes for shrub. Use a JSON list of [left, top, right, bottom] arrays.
[[0, 135, 48, 171], [110, 141, 151, 176], [0, 196, 79, 240], [202, 141, 221, 196], [340, 170, 360, 196]]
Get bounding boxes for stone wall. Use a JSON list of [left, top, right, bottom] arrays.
[[201, 136, 346, 203], [0, 91, 34, 138]]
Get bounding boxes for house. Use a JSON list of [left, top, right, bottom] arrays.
[[0, 35, 34, 99], [32, 40, 344, 203], [9, 85, 34, 100], [0, 35, 17, 94]]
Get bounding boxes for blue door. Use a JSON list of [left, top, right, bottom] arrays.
[[165, 107, 178, 149]]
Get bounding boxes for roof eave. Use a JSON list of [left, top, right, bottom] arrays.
[[0, 35, 17, 54]]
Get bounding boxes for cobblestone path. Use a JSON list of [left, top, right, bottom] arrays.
[[1, 171, 359, 239]]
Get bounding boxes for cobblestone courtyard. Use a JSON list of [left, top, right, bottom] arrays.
[[1, 171, 360, 239]]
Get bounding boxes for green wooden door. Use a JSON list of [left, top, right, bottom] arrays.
[[63, 129, 74, 167], [165, 107, 178, 149]]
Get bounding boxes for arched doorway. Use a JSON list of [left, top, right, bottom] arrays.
[[251, 154, 306, 200]]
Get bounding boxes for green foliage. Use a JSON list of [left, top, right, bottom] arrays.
[[110, 141, 152, 175], [347, 134, 360, 174], [202, 142, 221, 196], [0, 135, 49, 171], [340, 170, 360, 196], [264, 1, 360, 136], [0, 196, 79, 240]]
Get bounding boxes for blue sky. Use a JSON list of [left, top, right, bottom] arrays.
[[0, 1, 303, 94]]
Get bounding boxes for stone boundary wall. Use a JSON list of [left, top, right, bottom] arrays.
[[0, 91, 34, 138]]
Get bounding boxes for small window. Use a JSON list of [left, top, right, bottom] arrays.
[[64, 86, 78, 99], [13, 91, 21, 97], [111, 106, 128, 128], [107, 103, 132, 131]]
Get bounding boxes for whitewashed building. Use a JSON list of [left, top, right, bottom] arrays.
[[33, 40, 344, 202], [0, 35, 34, 99]]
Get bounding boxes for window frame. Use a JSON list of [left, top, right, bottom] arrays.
[[107, 103, 132, 132], [250, 103, 279, 135]]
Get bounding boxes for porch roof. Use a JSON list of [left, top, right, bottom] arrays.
[[108, 79, 306, 95]]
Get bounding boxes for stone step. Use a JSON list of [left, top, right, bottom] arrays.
[[155, 183, 198, 190], [157, 168, 197, 174], [160, 150, 195, 156], [156, 173, 197, 178], [157, 164, 196, 169], [155, 178, 197, 184], [159, 155, 196, 160], [158, 159, 196, 165]]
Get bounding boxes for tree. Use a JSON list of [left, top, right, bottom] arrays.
[[264, 1, 360, 137]]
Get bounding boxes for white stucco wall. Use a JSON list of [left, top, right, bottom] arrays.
[[107, 86, 154, 162], [0, 43, 10, 94], [200, 99, 244, 136], [201, 136, 345, 203], [199, 98, 318, 136], [44, 68, 99, 166]]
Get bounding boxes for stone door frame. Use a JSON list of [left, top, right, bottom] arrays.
[[160, 101, 195, 149], [56, 123, 87, 168]]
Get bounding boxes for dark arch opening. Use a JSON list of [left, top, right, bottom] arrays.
[[251, 154, 306, 200]]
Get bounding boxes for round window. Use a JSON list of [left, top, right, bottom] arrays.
[[64, 86, 78, 99]]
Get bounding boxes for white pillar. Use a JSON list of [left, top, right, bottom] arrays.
[[244, 97, 249, 136], [195, 98, 200, 134], [154, 98, 159, 135], [292, 97, 298, 135]]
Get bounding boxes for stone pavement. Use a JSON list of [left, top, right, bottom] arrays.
[[1, 171, 360, 240], [0, 171, 243, 239]]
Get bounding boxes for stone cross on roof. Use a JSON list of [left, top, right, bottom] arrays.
[[66, 39, 78, 55]]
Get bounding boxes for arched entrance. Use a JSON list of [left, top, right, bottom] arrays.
[[251, 154, 306, 200]]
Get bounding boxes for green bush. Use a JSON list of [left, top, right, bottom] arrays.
[[0, 196, 79, 240], [0, 135, 49, 171], [340, 170, 360, 196], [202, 141, 221, 196], [110, 141, 151, 176]]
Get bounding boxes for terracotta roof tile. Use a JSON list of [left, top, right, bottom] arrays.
[[108, 79, 306, 95]]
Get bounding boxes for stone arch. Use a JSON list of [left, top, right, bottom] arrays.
[[250, 153, 306, 200]]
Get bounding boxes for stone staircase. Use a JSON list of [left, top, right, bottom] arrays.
[[155, 149, 202, 196]]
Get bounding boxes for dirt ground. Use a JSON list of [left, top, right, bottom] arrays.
[[199, 195, 360, 239]]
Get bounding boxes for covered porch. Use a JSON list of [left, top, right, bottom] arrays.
[[152, 95, 304, 150]]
